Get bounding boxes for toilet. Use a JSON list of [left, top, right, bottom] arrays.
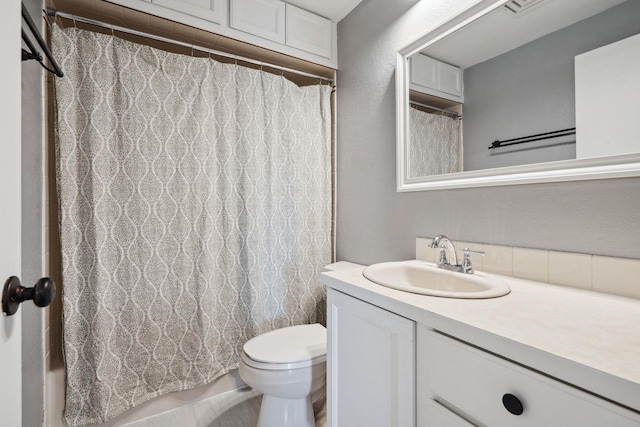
[[239, 323, 327, 427], [238, 262, 363, 427]]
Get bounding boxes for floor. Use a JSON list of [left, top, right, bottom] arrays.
[[208, 390, 327, 427]]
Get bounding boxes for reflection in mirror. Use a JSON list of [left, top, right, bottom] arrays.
[[404, 0, 640, 179]]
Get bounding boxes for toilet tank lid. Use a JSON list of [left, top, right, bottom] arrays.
[[323, 261, 364, 272], [243, 323, 326, 364]]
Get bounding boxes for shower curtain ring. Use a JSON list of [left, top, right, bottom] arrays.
[[52, 10, 61, 28]]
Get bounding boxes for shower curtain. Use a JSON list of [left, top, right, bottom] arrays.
[[52, 25, 332, 426], [409, 108, 460, 177]]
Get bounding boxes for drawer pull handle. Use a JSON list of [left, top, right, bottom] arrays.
[[502, 393, 524, 415]]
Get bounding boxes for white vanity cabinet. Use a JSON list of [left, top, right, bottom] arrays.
[[321, 269, 640, 427], [417, 325, 640, 427], [410, 53, 463, 102], [327, 289, 416, 427]]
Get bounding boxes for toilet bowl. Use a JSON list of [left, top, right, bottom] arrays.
[[239, 323, 327, 427]]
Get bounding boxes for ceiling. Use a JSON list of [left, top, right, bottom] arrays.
[[286, 0, 364, 22], [421, 0, 627, 69]]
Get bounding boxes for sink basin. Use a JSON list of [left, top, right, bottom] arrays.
[[362, 260, 510, 299]]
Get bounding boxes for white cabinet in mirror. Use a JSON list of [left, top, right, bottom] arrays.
[[396, 0, 640, 191]]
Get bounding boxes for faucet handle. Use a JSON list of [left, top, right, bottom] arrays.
[[461, 248, 485, 273], [438, 245, 448, 265], [462, 248, 485, 256]]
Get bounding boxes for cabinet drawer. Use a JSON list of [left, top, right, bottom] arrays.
[[425, 400, 475, 427], [418, 328, 640, 427]]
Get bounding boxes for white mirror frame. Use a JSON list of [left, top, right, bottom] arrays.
[[396, 0, 640, 192]]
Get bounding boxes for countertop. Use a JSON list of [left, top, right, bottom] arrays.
[[320, 262, 640, 413]]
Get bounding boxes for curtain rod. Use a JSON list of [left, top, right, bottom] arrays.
[[45, 8, 334, 83], [488, 127, 576, 150], [410, 100, 460, 119], [23, 3, 64, 76]]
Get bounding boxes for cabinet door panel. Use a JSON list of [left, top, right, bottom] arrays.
[[328, 289, 415, 427], [411, 54, 438, 90], [152, 0, 222, 23], [285, 4, 332, 58], [230, 0, 286, 43], [437, 61, 463, 97], [575, 33, 640, 159]]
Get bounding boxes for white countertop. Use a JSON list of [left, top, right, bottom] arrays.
[[320, 262, 640, 413]]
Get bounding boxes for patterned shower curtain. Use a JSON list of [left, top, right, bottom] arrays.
[[409, 108, 460, 177], [52, 25, 332, 426]]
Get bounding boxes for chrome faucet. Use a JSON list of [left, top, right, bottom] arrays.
[[429, 235, 484, 274], [429, 235, 458, 267]]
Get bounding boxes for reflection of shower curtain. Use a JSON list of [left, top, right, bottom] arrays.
[[409, 108, 460, 177], [53, 25, 332, 426]]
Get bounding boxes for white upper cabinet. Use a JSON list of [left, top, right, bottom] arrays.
[[104, 0, 337, 68], [286, 4, 332, 58], [410, 53, 463, 101], [230, 0, 286, 44], [152, 0, 223, 24]]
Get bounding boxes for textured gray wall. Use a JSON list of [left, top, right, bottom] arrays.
[[463, 0, 640, 171], [336, 0, 640, 265]]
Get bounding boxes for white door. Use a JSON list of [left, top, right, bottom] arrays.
[[0, 1, 23, 425]]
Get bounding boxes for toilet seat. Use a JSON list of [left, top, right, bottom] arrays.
[[242, 323, 327, 370]]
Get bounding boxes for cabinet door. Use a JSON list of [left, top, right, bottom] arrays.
[[285, 4, 332, 59], [437, 61, 463, 97], [152, 0, 222, 24], [410, 54, 438, 90], [575, 33, 640, 159], [327, 289, 415, 427], [230, 0, 286, 43]]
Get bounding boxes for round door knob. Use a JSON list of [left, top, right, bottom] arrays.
[[2, 276, 56, 316], [502, 393, 524, 415]]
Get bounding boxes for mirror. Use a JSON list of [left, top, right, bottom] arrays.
[[396, 0, 640, 191]]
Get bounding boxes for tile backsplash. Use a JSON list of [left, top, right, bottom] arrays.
[[416, 238, 640, 300]]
